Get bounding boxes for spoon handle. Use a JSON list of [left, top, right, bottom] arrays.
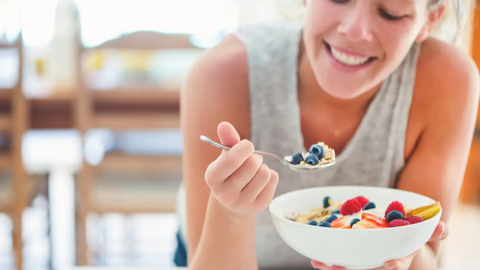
[[200, 135, 289, 165]]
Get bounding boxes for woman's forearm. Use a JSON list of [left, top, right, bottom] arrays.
[[409, 245, 437, 270], [189, 194, 258, 270]]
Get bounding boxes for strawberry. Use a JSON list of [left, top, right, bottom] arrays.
[[388, 219, 411, 228], [361, 213, 388, 227], [351, 218, 386, 229], [331, 216, 351, 229], [355, 196, 370, 208], [340, 198, 362, 216], [405, 216, 423, 224], [385, 201, 406, 219]]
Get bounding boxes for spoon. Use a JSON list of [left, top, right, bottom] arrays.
[[200, 135, 335, 172]]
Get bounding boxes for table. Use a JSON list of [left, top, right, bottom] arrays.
[[64, 267, 458, 270]]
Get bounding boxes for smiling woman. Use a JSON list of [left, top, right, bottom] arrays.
[[177, 0, 480, 269]]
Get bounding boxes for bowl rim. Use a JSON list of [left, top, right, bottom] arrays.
[[269, 185, 443, 231]]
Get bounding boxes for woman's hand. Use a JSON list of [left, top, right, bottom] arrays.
[[204, 121, 279, 214], [311, 221, 448, 270]]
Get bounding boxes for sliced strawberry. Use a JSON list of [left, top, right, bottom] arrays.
[[385, 201, 406, 218], [355, 196, 370, 208], [361, 213, 388, 227], [340, 198, 362, 216], [331, 216, 351, 229], [351, 218, 385, 229]]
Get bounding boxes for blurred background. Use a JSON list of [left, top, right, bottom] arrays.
[[0, 0, 478, 270]]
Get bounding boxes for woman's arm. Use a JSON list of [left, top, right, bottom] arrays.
[[180, 34, 260, 269], [396, 40, 480, 270]]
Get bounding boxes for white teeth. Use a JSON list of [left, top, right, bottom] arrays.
[[330, 47, 370, 66]]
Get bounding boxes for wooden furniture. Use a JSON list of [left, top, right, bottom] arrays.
[[73, 31, 200, 265], [0, 33, 30, 270]]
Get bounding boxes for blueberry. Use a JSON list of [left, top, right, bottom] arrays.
[[309, 144, 325, 159], [307, 220, 318, 226], [332, 210, 340, 215], [323, 196, 331, 208], [364, 202, 376, 210], [317, 221, 331, 227], [305, 154, 319, 165], [386, 210, 405, 222], [350, 218, 361, 227], [291, 152, 304, 165], [326, 215, 338, 223]]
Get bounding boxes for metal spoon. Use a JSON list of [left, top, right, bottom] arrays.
[[200, 135, 335, 172]]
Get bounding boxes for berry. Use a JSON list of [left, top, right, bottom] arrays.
[[385, 201, 406, 218], [323, 196, 332, 208], [352, 218, 387, 229], [291, 152, 304, 165], [331, 216, 351, 229], [405, 216, 424, 224], [326, 215, 338, 223], [332, 210, 340, 215], [388, 219, 410, 228], [307, 220, 318, 226], [340, 198, 362, 216], [305, 154, 319, 165], [350, 218, 361, 227], [309, 144, 325, 159], [317, 221, 331, 227], [386, 210, 405, 223], [361, 213, 388, 227], [364, 202, 376, 210], [355, 196, 370, 208]]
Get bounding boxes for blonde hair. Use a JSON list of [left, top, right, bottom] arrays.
[[275, 0, 476, 46]]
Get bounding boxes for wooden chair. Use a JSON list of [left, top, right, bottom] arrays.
[[0, 33, 36, 270], [73, 30, 202, 265]]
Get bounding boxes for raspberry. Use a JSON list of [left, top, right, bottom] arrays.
[[385, 201, 406, 219], [340, 198, 362, 216], [405, 216, 424, 224], [355, 196, 370, 208], [388, 219, 411, 228]]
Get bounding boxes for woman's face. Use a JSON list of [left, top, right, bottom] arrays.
[[303, 0, 435, 99]]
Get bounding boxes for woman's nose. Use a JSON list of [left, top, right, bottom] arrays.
[[337, 7, 373, 43]]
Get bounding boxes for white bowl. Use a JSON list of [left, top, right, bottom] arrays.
[[269, 186, 442, 270]]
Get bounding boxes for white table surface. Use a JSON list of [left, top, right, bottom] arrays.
[[64, 267, 459, 270], [63, 267, 467, 270]]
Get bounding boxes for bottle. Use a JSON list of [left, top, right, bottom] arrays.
[[48, 0, 81, 93]]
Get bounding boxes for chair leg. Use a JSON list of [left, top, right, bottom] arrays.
[[76, 160, 93, 266], [12, 166, 27, 270]]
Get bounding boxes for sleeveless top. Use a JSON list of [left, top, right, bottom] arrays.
[[175, 21, 422, 269]]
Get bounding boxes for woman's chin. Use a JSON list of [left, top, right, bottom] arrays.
[[321, 85, 367, 100]]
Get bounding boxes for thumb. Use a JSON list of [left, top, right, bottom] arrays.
[[217, 121, 241, 148]]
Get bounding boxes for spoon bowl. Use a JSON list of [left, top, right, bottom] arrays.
[[200, 135, 335, 172]]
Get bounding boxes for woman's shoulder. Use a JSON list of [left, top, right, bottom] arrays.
[[181, 33, 251, 138], [413, 38, 479, 121]]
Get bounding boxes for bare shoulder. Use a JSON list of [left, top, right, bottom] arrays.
[[181, 33, 250, 139], [414, 38, 480, 119]]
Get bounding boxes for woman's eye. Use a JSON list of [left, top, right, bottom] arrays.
[[378, 9, 404, 21]]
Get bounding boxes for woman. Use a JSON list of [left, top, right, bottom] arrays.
[[176, 0, 479, 269]]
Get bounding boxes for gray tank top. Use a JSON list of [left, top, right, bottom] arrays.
[[176, 21, 421, 269]]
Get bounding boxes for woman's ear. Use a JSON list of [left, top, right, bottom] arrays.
[[415, 4, 446, 42]]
